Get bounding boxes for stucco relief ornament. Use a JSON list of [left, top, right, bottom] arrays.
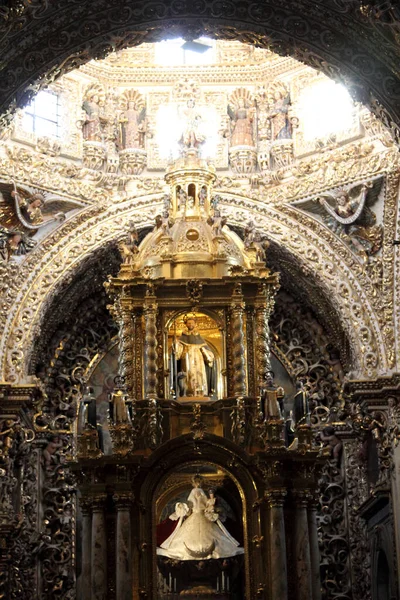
[[292, 178, 384, 261]]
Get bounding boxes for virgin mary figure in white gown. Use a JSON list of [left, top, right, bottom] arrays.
[[157, 477, 244, 561]]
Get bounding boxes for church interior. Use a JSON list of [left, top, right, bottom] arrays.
[[1, 3, 400, 599]]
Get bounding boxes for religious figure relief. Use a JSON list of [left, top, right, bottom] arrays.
[[178, 98, 206, 153], [0, 183, 82, 261], [81, 86, 107, 142], [170, 314, 217, 399], [118, 90, 147, 150], [207, 208, 227, 238], [227, 88, 256, 147], [243, 220, 269, 263], [267, 83, 292, 140], [292, 178, 383, 261], [157, 475, 244, 561], [118, 221, 140, 265]]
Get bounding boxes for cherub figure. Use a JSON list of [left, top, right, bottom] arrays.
[[293, 178, 383, 261], [42, 435, 64, 469], [319, 425, 342, 465]]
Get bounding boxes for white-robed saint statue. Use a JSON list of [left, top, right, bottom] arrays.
[[173, 316, 215, 398], [157, 476, 244, 561]]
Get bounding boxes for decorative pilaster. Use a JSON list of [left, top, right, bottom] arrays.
[[265, 489, 288, 600], [230, 283, 247, 397], [308, 495, 322, 600], [91, 495, 107, 600], [79, 497, 92, 600], [254, 282, 274, 392], [114, 493, 134, 600], [293, 490, 313, 600], [143, 285, 158, 400]]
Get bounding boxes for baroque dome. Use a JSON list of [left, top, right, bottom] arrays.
[[118, 152, 271, 280]]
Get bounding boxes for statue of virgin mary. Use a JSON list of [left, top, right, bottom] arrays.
[[157, 476, 244, 561]]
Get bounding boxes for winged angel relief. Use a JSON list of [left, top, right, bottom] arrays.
[[0, 183, 83, 262], [292, 178, 383, 261]]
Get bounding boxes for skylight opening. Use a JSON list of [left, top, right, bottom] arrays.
[[22, 90, 62, 138], [154, 37, 215, 66], [299, 80, 355, 141]]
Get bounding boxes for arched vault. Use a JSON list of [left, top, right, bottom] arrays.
[[0, 2, 400, 142], [0, 193, 388, 383]]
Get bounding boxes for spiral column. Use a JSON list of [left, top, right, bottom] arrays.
[[230, 283, 247, 397], [254, 282, 275, 392], [143, 285, 158, 400]]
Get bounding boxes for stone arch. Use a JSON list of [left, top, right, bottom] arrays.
[[0, 3, 400, 142], [0, 191, 387, 382]]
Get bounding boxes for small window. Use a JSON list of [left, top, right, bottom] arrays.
[[155, 37, 215, 66], [299, 80, 355, 141], [22, 90, 62, 138]]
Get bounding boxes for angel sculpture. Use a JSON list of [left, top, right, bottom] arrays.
[[0, 183, 82, 261], [207, 208, 227, 237], [118, 101, 146, 150], [292, 178, 383, 261], [244, 220, 269, 262], [155, 211, 174, 237]]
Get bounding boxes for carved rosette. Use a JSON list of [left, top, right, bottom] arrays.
[[229, 146, 257, 174], [83, 140, 106, 171], [230, 283, 247, 397], [143, 286, 158, 400], [119, 148, 147, 175]]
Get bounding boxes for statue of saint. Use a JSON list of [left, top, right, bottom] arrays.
[[82, 93, 104, 142], [228, 97, 255, 146], [157, 475, 244, 561], [118, 101, 146, 150], [179, 98, 205, 152], [268, 88, 292, 140], [173, 316, 215, 398]]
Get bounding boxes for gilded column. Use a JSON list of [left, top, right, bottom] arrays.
[[308, 494, 322, 600], [254, 282, 274, 392], [91, 495, 107, 600], [230, 282, 247, 397], [115, 493, 134, 600], [143, 284, 158, 400], [118, 304, 135, 395], [293, 491, 312, 600], [265, 489, 288, 600], [80, 497, 92, 600]]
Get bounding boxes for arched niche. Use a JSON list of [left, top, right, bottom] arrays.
[[139, 437, 259, 600]]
